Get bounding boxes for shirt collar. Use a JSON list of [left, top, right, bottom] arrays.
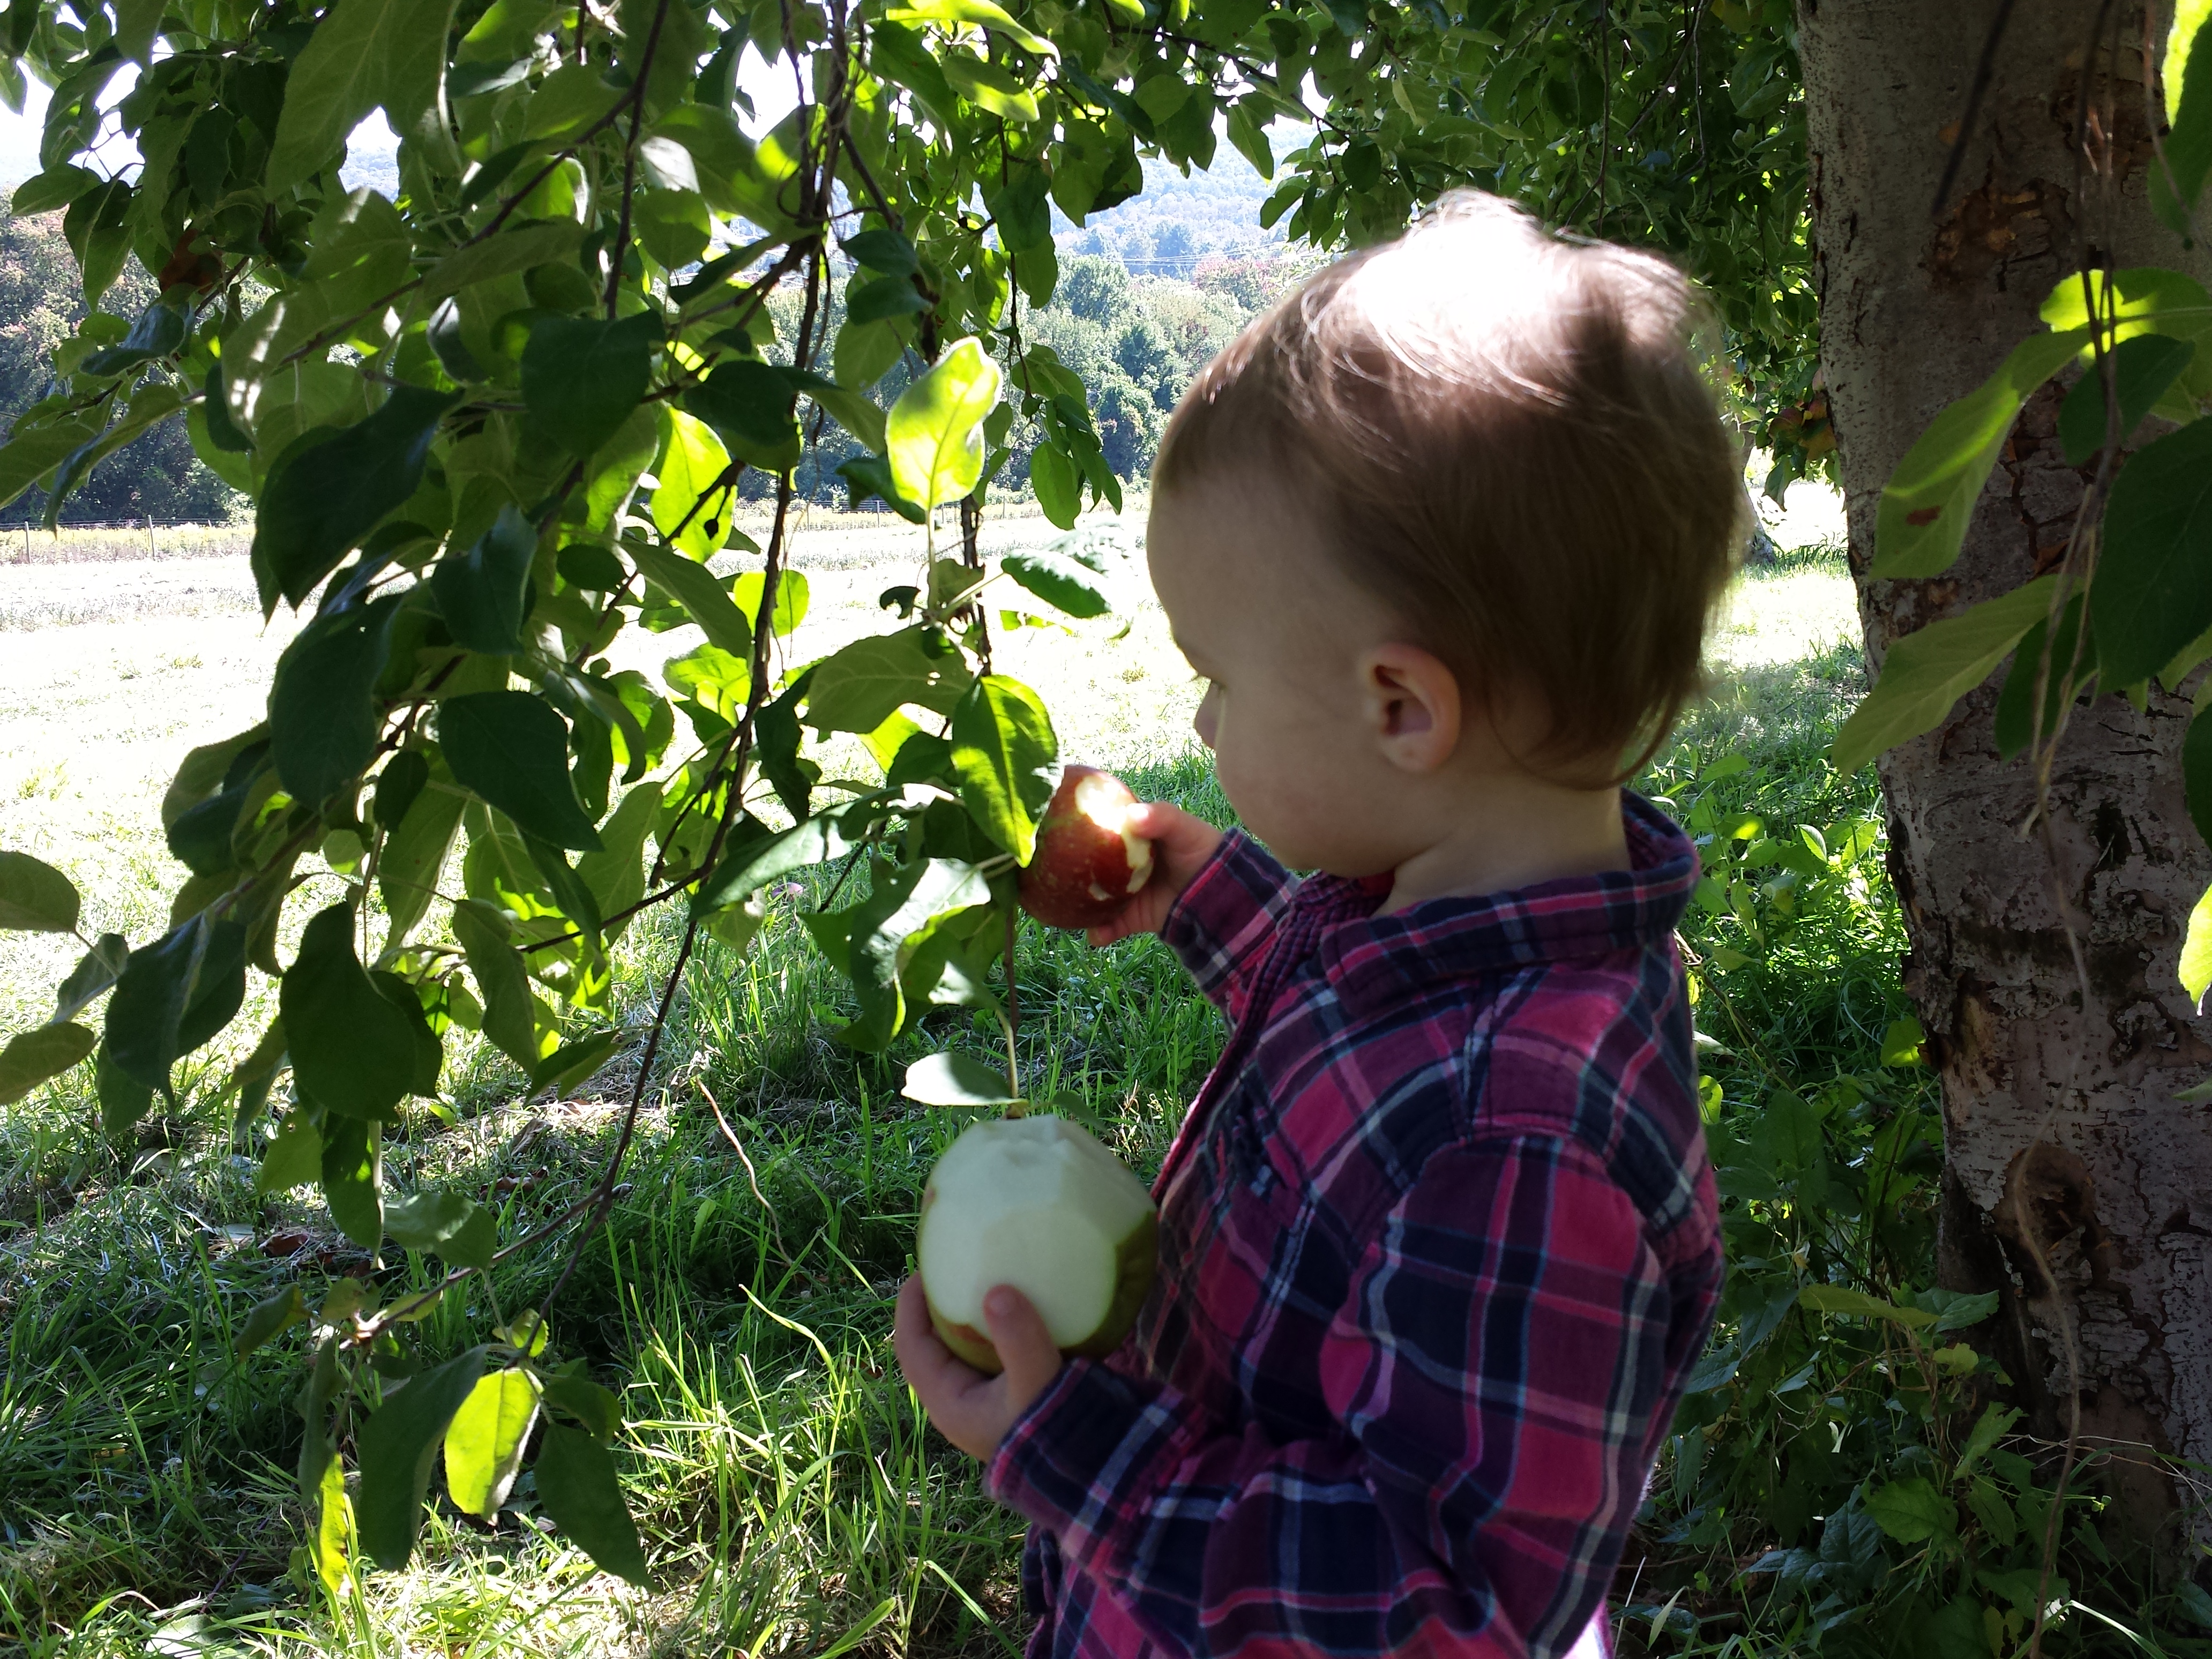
[[1309, 792, 1700, 1017]]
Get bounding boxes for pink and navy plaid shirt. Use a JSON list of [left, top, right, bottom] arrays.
[[984, 793, 1723, 1659]]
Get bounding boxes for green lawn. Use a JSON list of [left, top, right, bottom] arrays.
[[19, 534, 2168, 1659]]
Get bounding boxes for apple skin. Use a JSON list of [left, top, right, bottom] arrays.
[[1018, 765, 1157, 930]]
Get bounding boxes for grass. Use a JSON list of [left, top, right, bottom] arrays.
[[0, 528, 2019, 1658]]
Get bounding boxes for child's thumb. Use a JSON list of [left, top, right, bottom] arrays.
[[983, 1286, 1063, 1402]]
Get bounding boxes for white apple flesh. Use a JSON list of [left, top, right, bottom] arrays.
[[916, 1115, 1158, 1376], [1018, 765, 1157, 930]]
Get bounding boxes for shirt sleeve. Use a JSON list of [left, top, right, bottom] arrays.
[[1158, 830, 1300, 1024], [984, 1136, 1675, 1659]]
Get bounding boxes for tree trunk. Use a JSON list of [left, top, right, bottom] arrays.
[[1798, 0, 2212, 1546]]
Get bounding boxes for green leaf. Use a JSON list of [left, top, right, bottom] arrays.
[[385, 1187, 490, 1259], [445, 1367, 540, 1519], [842, 858, 992, 1049], [266, 0, 456, 190], [2184, 880, 2212, 1008], [694, 809, 866, 913], [439, 692, 604, 852], [0, 409, 105, 514], [283, 903, 419, 1121], [540, 1371, 621, 1440], [843, 228, 918, 275], [451, 899, 550, 1068], [836, 452, 926, 522], [651, 410, 735, 560], [380, 778, 466, 948], [1879, 1017, 1925, 1067], [355, 1346, 490, 1570], [97, 1043, 154, 1134], [2057, 334, 2196, 465], [577, 780, 662, 936], [1872, 330, 2088, 579], [884, 0, 1056, 55], [421, 220, 584, 302], [733, 569, 809, 637], [1866, 1476, 1959, 1545], [847, 273, 929, 325], [2088, 422, 2212, 689], [0, 1022, 98, 1105], [1002, 550, 1109, 619], [253, 388, 459, 611], [432, 505, 538, 653], [105, 914, 248, 1092], [1028, 442, 1080, 529], [684, 358, 801, 468], [781, 369, 888, 453], [523, 311, 661, 459], [1992, 594, 2092, 760], [902, 1049, 1019, 1107], [79, 301, 187, 378], [320, 1113, 385, 1247], [888, 338, 1002, 511], [805, 630, 973, 733], [1797, 1284, 1938, 1327], [531, 1030, 622, 1094], [629, 542, 753, 658], [234, 1285, 308, 1358], [0, 849, 80, 932], [257, 1107, 325, 1193], [949, 676, 1057, 862], [52, 932, 128, 1024], [269, 594, 403, 806], [10, 163, 100, 215], [1830, 578, 2058, 775], [534, 1422, 649, 1585]]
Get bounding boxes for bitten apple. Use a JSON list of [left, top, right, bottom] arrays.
[[916, 1114, 1159, 1375], [1017, 765, 1156, 929]]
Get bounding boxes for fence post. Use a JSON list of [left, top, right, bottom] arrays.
[[146, 515, 154, 557]]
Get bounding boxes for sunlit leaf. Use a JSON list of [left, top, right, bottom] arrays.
[[887, 337, 1002, 511], [1871, 330, 2086, 579], [1830, 579, 2057, 774], [902, 1050, 1019, 1107], [445, 1367, 541, 1520]]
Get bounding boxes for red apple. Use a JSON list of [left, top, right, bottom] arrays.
[[1017, 765, 1156, 929]]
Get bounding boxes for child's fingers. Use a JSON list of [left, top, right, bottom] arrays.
[[983, 1286, 1064, 1410], [893, 1275, 963, 1388]]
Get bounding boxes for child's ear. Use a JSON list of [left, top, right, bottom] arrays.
[[1361, 644, 1462, 774]]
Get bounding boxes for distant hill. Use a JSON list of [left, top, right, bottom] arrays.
[[1061, 142, 1297, 276]]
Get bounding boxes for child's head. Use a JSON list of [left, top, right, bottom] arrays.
[[1147, 190, 1743, 885]]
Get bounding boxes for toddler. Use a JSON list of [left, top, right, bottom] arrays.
[[896, 190, 1741, 1658]]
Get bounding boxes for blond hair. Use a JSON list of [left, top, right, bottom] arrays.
[[1153, 191, 1745, 778]]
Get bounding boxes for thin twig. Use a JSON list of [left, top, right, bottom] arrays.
[[1931, 0, 2021, 219]]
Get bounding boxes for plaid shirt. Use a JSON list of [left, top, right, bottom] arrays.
[[984, 793, 1722, 1659]]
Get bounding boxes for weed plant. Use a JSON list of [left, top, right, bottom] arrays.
[[2, 554, 2205, 1657]]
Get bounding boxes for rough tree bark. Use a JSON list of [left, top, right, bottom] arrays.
[[1799, 0, 2212, 1544]]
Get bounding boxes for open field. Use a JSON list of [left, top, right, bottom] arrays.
[[0, 498, 1890, 1657]]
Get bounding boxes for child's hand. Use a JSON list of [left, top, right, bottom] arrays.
[[1086, 803, 1224, 945], [893, 1275, 1065, 1460]]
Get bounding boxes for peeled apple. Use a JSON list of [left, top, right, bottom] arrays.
[[1017, 765, 1156, 930], [916, 1115, 1158, 1374]]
